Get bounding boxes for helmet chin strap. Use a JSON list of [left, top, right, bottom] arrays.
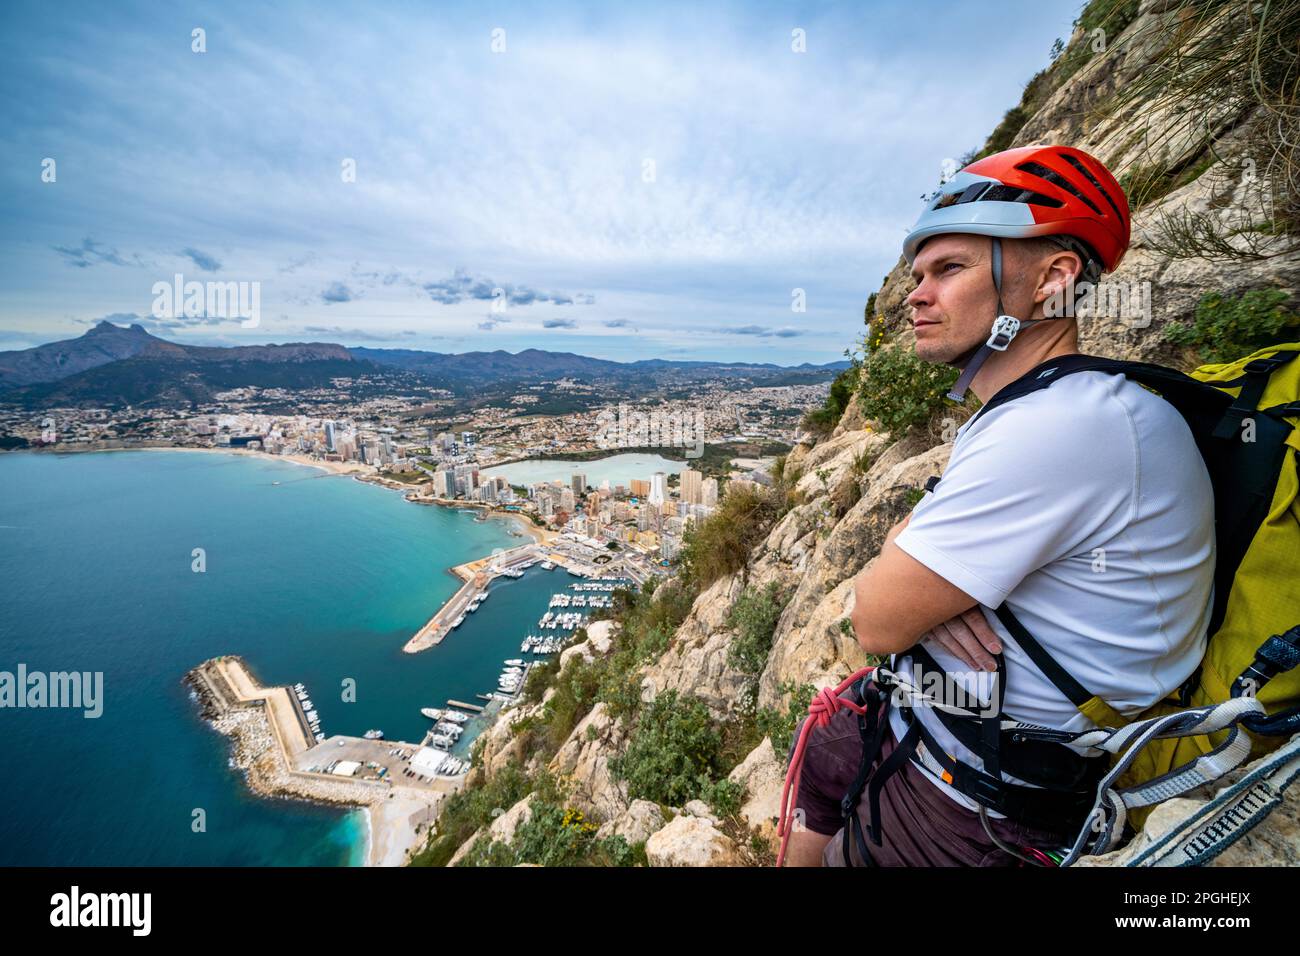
[[944, 237, 1048, 403]]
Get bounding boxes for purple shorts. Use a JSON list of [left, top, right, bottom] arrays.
[[788, 684, 1077, 866]]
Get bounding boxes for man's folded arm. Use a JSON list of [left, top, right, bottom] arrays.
[[851, 520, 986, 657]]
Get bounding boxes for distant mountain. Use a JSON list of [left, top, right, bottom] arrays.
[[0, 322, 848, 408], [0, 320, 352, 388], [350, 346, 848, 387]]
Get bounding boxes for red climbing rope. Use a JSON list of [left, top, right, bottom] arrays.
[[776, 666, 876, 867]]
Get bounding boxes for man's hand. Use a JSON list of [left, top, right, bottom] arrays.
[[922, 607, 1002, 672]]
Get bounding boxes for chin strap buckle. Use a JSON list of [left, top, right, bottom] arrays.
[[986, 315, 1021, 351]]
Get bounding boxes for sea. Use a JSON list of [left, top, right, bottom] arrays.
[[0, 449, 575, 865]]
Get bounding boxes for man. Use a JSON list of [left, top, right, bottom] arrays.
[[783, 145, 1216, 867]]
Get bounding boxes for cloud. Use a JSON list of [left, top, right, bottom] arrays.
[[180, 247, 222, 272], [421, 268, 591, 307], [52, 237, 137, 268], [279, 253, 319, 274], [321, 282, 354, 304], [713, 324, 805, 338], [604, 319, 633, 328], [543, 318, 577, 329], [302, 325, 418, 342]]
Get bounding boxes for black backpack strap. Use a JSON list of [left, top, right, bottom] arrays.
[[1211, 351, 1300, 439], [967, 353, 1233, 430]]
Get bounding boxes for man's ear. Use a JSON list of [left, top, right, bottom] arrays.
[[1034, 249, 1084, 303]]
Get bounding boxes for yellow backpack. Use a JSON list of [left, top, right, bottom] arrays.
[[1111, 345, 1300, 817], [977, 344, 1300, 861]]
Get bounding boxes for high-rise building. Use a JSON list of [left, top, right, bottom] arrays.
[[680, 468, 702, 505], [702, 477, 719, 507], [649, 472, 667, 506], [571, 473, 587, 496], [324, 421, 337, 452], [630, 478, 650, 498], [559, 488, 575, 513]]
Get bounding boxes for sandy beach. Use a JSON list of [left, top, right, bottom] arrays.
[[150, 445, 375, 477]]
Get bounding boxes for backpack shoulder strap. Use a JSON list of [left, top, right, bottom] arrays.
[[967, 353, 1230, 430]]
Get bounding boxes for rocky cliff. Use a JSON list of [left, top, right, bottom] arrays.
[[422, 0, 1300, 868]]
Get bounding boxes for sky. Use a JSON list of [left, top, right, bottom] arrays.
[[0, 0, 1084, 363]]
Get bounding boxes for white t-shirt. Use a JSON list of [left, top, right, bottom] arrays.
[[888, 368, 1216, 815]]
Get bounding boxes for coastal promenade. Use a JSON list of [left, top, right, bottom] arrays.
[[186, 655, 461, 866]]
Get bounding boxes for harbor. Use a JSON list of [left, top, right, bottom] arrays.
[[402, 529, 646, 654], [187, 572, 636, 864]]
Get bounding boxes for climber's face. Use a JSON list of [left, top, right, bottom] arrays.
[[905, 234, 1001, 367]]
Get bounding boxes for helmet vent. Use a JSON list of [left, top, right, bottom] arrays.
[[980, 184, 1064, 208], [932, 181, 992, 210], [1015, 160, 1102, 216], [1057, 153, 1126, 223]]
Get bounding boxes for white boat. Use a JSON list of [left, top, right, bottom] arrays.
[[503, 659, 524, 667], [429, 734, 454, 748], [442, 710, 470, 723], [420, 707, 445, 720], [363, 729, 384, 740], [541, 561, 555, 570]]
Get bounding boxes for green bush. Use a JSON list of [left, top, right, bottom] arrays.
[[801, 363, 861, 438], [702, 777, 746, 819], [857, 343, 958, 436], [458, 800, 638, 868], [726, 582, 789, 682], [677, 485, 781, 588], [1163, 289, 1299, 365], [608, 690, 725, 807]]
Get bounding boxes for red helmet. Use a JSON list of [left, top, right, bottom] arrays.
[[903, 145, 1131, 273]]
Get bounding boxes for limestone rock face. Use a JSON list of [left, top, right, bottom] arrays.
[[728, 737, 786, 839], [548, 702, 630, 821], [489, 792, 537, 845], [595, 799, 666, 845], [639, 573, 751, 718], [471, 698, 546, 780], [560, 619, 617, 668], [791, 428, 881, 500], [447, 827, 484, 866], [644, 814, 741, 867]]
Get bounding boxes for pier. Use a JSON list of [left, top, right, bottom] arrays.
[[445, 699, 484, 713], [402, 542, 540, 653]]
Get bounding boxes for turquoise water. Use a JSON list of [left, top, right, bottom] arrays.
[[483, 452, 683, 488], [0, 450, 568, 866]]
